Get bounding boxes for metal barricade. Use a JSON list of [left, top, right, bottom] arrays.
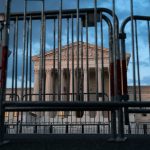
[[0, 0, 150, 143]]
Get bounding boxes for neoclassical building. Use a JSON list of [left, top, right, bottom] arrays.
[[30, 42, 131, 120], [32, 42, 114, 118]]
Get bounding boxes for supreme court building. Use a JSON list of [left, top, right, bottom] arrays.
[[31, 42, 130, 120]]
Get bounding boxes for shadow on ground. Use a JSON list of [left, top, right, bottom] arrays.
[[1, 134, 150, 150]]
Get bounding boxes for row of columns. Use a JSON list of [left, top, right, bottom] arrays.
[[33, 68, 108, 119], [34, 68, 102, 102]]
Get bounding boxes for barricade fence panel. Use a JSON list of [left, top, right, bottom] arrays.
[[0, 0, 150, 141]]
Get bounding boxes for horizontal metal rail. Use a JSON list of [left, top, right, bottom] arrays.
[[5, 123, 110, 126], [0, 8, 118, 21], [3, 101, 150, 111]]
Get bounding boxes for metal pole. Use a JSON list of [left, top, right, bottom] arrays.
[[11, 20, 16, 101], [85, 13, 89, 102], [53, 19, 56, 102], [94, 0, 98, 102], [134, 20, 141, 101], [71, 15, 74, 102], [0, 0, 11, 144], [58, 0, 62, 102], [130, 0, 137, 101], [112, 0, 125, 141], [67, 18, 69, 102], [21, 0, 27, 101], [109, 0, 118, 141], [76, 0, 79, 103], [15, 16, 18, 100], [39, 0, 45, 102], [29, 15, 32, 102], [25, 20, 29, 101]]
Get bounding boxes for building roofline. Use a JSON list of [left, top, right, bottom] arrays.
[[32, 41, 109, 61]]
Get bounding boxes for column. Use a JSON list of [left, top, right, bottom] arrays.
[[69, 69, 77, 120], [45, 69, 53, 101], [45, 69, 56, 118], [33, 70, 39, 101], [83, 68, 89, 120], [84, 69, 88, 102], [33, 70, 40, 117], [58, 69, 65, 119], [95, 68, 102, 121]]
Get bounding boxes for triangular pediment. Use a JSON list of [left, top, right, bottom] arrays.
[[32, 42, 109, 61]]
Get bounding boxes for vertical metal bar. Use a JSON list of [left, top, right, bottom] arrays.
[[66, 18, 70, 119], [20, 0, 27, 134], [120, 31, 130, 127], [25, 20, 29, 101], [42, 0, 45, 102], [85, 14, 90, 101], [15, 17, 18, 101], [39, 0, 45, 101], [100, 12, 105, 126], [84, 10, 90, 123], [113, 0, 124, 140], [67, 18, 69, 102], [134, 20, 141, 101], [57, 16, 59, 102], [43, 8, 46, 122], [39, 12, 42, 101], [12, 20, 16, 130], [21, 0, 27, 101], [102, 15, 112, 131], [130, 0, 137, 101], [11, 20, 16, 101], [94, 0, 98, 101], [111, 0, 117, 140], [71, 14, 74, 125], [71, 15, 74, 102], [42, 0, 46, 124], [81, 20, 83, 103], [58, 0, 62, 101], [112, 0, 117, 102], [0, 0, 11, 142], [85, 13, 89, 102], [76, 0, 80, 102], [80, 19, 84, 118], [29, 15, 32, 102], [14, 16, 19, 133], [53, 19, 56, 101], [43, 14, 46, 102], [100, 13, 104, 101]]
